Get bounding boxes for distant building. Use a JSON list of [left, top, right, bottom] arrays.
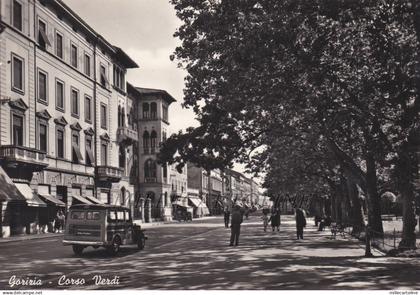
[[187, 164, 211, 216]]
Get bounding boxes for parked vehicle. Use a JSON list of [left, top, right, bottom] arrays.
[[63, 204, 147, 255], [174, 205, 193, 222]]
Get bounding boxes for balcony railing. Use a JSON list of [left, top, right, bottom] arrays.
[[117, 127, 138, 144], [0, 145, 48, 170], [96, 165, 123, 182]]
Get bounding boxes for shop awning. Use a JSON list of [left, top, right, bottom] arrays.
[[38, 193, 66, 207], [71, 194, 93, 205], [188, 197, 207, 208], [15, 183, 47, 207], [85, 195, 103, 204], [0, 166, 26, 202]]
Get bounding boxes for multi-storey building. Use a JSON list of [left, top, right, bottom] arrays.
[[127, 84, 175, 222], [187, 163, 210, 216], [0, 0, 138, 237], [209, 169, 223, 215], [170, 163, 190, 217]]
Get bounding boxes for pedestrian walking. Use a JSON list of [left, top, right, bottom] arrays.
[[268, 208, 281, 232], [54, 210, 65, 233], [261, 211, 269, 232], [295, 208, 307, 239], [224, 209, 230, 228], [229, 206, 243, 246]]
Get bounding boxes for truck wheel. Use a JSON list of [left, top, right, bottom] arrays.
[[72, 245, 84, 255], [137, 237, 146, 250], [107, 237, 121, 255]]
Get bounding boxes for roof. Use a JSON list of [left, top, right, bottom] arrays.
[[135, 87, 176, 104], [114, 47, 138, 68], [51, 0, 138, 68]]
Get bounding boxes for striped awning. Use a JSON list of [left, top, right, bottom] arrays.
[[38, 193, 66, 207], [15, 183, 47, 207], [0, 166, 26, 203]]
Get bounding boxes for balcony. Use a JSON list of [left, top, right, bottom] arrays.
[[117, 127, 138, 145], [0, 145, 48, 171], [96, 165, 123, 182]]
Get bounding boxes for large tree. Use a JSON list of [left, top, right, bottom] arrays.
[[161, 0, 419, 248]]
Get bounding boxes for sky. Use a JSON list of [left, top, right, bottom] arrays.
[[62, 0, 257, 182], [63, 0, 198, 134]]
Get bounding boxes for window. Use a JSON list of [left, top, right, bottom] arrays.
[[143, 131, 149, 154], [55, 80, 64, 110], [163, 105, 168, 122], [12, 54, 24, 92], [162, 131, 167, 141], [85, 136, 94, 166], [142, 103, 149, 119], [71, 44, 78, 68], [55, 32, 63, 59], [100, 64, 108, 87], [37, 70, 47, 103], [38, 19, 50, 49], [144, 159, 157, 179], [84, 54, 91, 76], [12, 0, 22, 31], [108, 210, 117, 221], [71, 88, 79, 117], [71, 132, 83, 163], [100, 104, 107, 129], [119, 148, 125, 168], [113, 65, 125, 90], [121, 108, 125, 127], [56, 128, 64, 158], [12, 114, 23, 146], [101, 141, 108, 166], [71, 211, 85, 220], [150, 130, 157, 153], [39, 123, 47, 152], [86, 211, 100, 220], [117, 210, 125, 221], [84, 96, 92, 122], [151, 102, 157, 119]]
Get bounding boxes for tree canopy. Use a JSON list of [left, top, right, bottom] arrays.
[[160, 0, 420, 249]]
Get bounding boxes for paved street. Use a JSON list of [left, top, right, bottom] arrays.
[[0, 215, 419, 290]]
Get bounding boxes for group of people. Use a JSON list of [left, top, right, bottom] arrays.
[[223, 206, 308, 246]]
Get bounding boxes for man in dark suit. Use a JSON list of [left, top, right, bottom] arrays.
[[230, 206, 243, 246]]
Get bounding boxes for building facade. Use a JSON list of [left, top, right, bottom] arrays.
[[186, 163, 210, 217], [128, 85, 175, 222], [0, 0, 138, 237]]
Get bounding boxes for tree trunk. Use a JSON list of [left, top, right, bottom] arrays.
[[365, 153, 384, 237], [340, 175, 351, 224], [397, 146, 417, 249], [346, 176, 365, 235]]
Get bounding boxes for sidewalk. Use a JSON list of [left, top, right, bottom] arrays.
[[0, 232, 63, 244]]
